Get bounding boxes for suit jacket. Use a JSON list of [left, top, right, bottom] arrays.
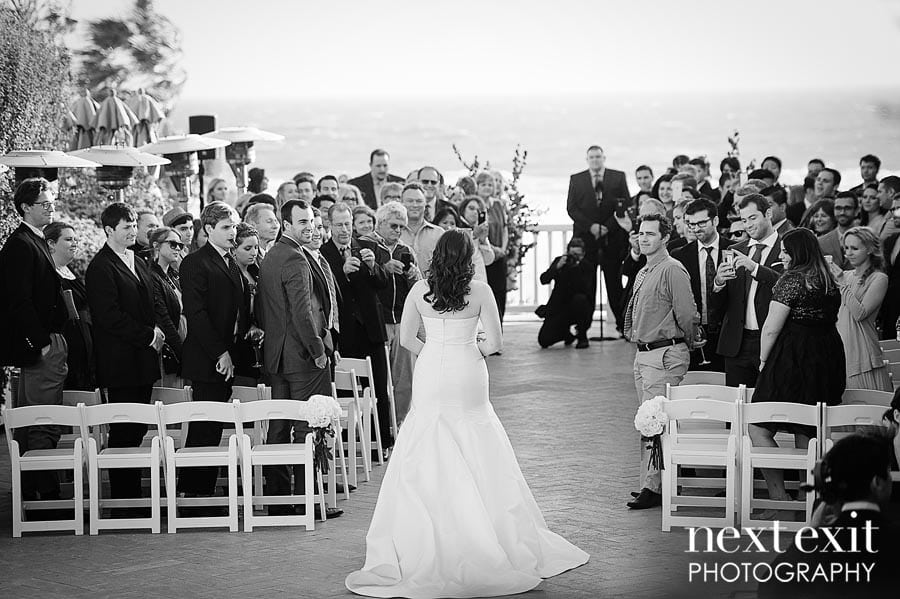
[[347, 172, 405, 210], [540, 255, 593, 315], [303, 246, 339, 337], [179, 243, 249, 383], [149, 262, 183, 357], [671, 237, 737, 332], [0, 224, 66, 367], [321, 237, 388, 346], [714, 236, 784, 358], [818, 228, 850, 269], [257, 236, 330, 375], [85, 244, 159, 387], [566, 168, 631, 262]]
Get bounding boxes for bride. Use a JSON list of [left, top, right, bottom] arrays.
[[345, 230, 589, 598]]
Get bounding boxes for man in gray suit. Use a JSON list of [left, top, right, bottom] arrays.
[[256, 199, 341, 518]]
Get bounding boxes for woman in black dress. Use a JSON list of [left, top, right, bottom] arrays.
[[231, 223, 264, 386], [752, 227, 846, 503], [45, 222, 95, 391], [148, 227, 186, 387]]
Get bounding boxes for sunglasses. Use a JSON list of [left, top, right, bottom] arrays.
[[164, 240, 185, 250], [728, 231, 747, 239], [386, 223, 404, 230]]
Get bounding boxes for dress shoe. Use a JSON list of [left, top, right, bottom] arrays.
[[575, 338, 589, 349], [298, 504, 343, 519], [563, 332, 576, 346], [383, 447, 392, 461], [325, 482, 356, 493], [630, 491, 641, 498], [627, 488, 662, 509]]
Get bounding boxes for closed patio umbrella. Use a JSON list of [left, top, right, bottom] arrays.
[[92, 89, 139, 146]]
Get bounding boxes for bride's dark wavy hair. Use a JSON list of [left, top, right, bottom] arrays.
[[425, 229, 475, 313]]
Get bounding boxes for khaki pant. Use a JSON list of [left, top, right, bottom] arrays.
[[632, 343, 690, 493]]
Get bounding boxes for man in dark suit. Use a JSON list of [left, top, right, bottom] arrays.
[[672, 199, 736, 371], [566, 145, 631, 334], [321, 201, 392, 452], [256, 199, 341, 517], [86, 202, 165, 505], [537, 237, 594, 348], [0, 178, 69, 502], [178, 201, 248, 503], [347, 148, 405, 211], [878, 198, 900, 338], [712, 194, 784, 387]]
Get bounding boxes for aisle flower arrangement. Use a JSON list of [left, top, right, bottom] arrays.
[[307, 394, 344, 475], [634, 395, 668, 471]]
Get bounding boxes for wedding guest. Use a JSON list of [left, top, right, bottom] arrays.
[[378, 182, 403, 207], [352, 204, 377, 239], [859, 183, 887, 236], [831, 227, 891, 390], [760, 156, 782, 184], [45, 222, 95, 391], [815, 167, 841, 200], [247, 167, 268, 195], [690, 157, 714, 198], [373, 201, 419, 423], [800, 199, 836, 236], [878, 175, 900, 221], [163, 207, 195, 252], [713, 193, 784, 387], [292, 171, 315, 186], [399, 182, 444, 274], [621, 198, 667, 306], [848, 154, 881, 195], [455, 175, 477, 197], [728, 220, 749, 244], [879, 197, 900, 339], [456, 195, 495, 283], [719, 156, 741, 179], [178, 201, 248, 508], [275, 180, 299, 209], [624, 213, 696, 510], [243, 202, 280, 260], [301, 208, 339, 351], [348, 149, 405, 210], [651, 173, 675, 214], [710, 172, 735, 205], [748, 168, 776, 188], [295, 175, 316, 203], [818, 192, 857, 268], [537, 237, 594, 349], [433, 206, 462, 231], [751, 228, 844, 508], [668, 199, 693, 252], [786, 175, 816, 226], [418, 166, 453, 221], [763, 185, 794, 236], [317, 175, 340, 199], [190, 217, 208, 253], [231, 223, 264, 387], [566, 145, 631, 336], [340, 183, 364, 206], [0, 179, 69, 504], [672, 199, 736, 371], [131, 209, 160, 264], [634, 165, 654, 198], [313, 194, 337, 239], [86, 202, 164, 509], [148, 227, 185, 387], [207, 178, 228, 204], [672, 154, 690, 172], [477, 171, 510, 324]]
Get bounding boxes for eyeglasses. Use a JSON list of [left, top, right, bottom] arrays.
[[685, 218, 712, 229], [420, 179, 439, 185], [164, 240, 185, 250], [34, 200, 56, 210], [342, 196, 357, 202], [384, 195, 402, 201], [386, 223, 404, 230]]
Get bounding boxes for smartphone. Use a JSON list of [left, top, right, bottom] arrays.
[[615, 198, 627, 218], [670, 180, 683, 203], [350, 247, 362, 260], [824, 255, 834, 266], [400, 254, 412, 271], [477, 210, 487, 225], [722, 249, 734, 267]]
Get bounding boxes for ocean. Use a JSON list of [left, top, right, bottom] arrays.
[[168, 88, 900, 225]]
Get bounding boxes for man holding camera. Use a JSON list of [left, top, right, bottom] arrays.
[[566, 145, 631, 336], [537, 237, 594, 349]]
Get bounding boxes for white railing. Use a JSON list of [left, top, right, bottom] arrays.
[[507, 225, 609, 318]]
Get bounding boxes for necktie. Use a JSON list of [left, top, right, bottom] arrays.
[[624, 266, 650, 341], [227, 254, 241, 335], [594, 179, 604, 205], [744, 243, 765, 296], [319, 254, 339, 333], [703, 247, 715, 325]]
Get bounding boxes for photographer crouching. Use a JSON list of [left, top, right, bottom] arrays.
[[537, 237, 594, 349]]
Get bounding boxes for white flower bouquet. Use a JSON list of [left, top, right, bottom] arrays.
[[308, 394, 343, 475], [634, 396, 668, 471]]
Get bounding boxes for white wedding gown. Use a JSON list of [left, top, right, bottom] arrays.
[[345, 315, 589, 598]]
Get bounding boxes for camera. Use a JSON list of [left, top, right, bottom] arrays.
[[615, 198, 627, 219], [477, 210, 487, 225]]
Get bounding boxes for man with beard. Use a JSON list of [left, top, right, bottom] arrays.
[[818, 192, 857, 269]]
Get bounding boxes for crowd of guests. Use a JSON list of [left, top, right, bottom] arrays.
[[0, 148, 517, 519], [544, 146, 900, 511]]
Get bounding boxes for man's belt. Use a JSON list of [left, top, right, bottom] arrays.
[[636, 338, 686, 352]]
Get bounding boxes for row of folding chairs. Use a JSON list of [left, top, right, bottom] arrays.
[[661, 380, 894, 533]]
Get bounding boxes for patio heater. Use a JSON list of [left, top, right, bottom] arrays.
[[69, 145, 170, 202], [201, 127, 284, 198], [0, 149, 100, 186], [139, 134, 230, 206]]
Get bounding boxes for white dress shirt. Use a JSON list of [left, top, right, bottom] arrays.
[[24, 221, 45, 239], [109, 243, 137, 277], [745, 230, 778, 330]]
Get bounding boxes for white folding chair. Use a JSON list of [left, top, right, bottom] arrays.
[[150, 386, 192, 450], [59, 389, 104, 451], [740, 402, 819, 530], [882, 348, 900, 363], [888, 362, 900, 389], [333, 370, 370, 485], [234, 399, 328, 531], [661, 398, 739, 531], [841, 388, 893, 407], [81, 402, 162, 534], [158, 399, 239, 532], [230, 385, 268, 505], [2, 404, 85, 537], [337, 356, 385, 465], [879, 339, 900, 352], [680, 371, 727, 386]]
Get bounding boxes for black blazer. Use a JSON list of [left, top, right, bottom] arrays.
[[566, 169, 631, 260], [786, 202, 806, 227], [714, 236, 784, 358], [85, 244, 159, 387], [321, 237, 388, 346], [179, 243, 249, 383], [346, 173, 405, 210], [671, 237, 737, 332], [149, 261, 183, 357], [0, 224, 65, 367], [540, 255, 593, 315]]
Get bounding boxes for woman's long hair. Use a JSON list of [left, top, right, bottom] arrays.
[[425, 230, 474, 313], [842, 226, 884, 286], [782, 227, 836, 292], [799, 198, 835, 234]]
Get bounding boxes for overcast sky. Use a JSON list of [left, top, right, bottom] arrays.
[[69, 0, 900, 99]]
